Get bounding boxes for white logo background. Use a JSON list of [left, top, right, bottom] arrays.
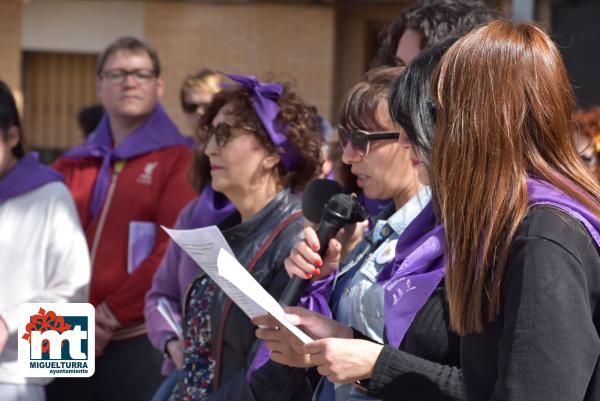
[[17, 303, 95, 377]]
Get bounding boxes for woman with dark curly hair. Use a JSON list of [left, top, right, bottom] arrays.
[[160, 73, 322, 401], [372, 0, 495, 68]]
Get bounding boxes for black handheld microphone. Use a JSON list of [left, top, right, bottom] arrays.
[[279, 179, 369, 307]]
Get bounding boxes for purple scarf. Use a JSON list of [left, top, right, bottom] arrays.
[[62, 104, 188, 220], [0, 154, 62, 203], [189, 185, 236, 228], [377, 202, 445, 348], [527, 177, 600, 245], [222, 73, 302, 171], [246, 262, 336, 387], [378, 177, 600, 349]]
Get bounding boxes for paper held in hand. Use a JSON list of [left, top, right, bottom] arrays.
[[162, 225, 313, 344]]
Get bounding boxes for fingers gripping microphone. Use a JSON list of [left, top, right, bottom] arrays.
[[279, 179, 369, 307]]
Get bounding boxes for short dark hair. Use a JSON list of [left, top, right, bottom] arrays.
[[0, 80, 25, 159], [373, 0, 497, 67], [339, 66, 405, 132], [96, 36, 161, 76], [389, 38, 457, 166], [77, 104, 104, 138]]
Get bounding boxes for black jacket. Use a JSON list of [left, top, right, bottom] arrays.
[[183, 189, 313, 401], [364, 283, 462, 401], [462, 206, 600, 401], [313, 204, 462, 401]]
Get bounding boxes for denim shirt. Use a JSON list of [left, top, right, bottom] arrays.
[[325, 186, 432, 401]]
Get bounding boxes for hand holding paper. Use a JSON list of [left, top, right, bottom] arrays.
[[162, 225, 312, 345], [216, 249, 313, 344]]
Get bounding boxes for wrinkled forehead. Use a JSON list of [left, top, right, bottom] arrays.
[[211, 101, 239, 126]]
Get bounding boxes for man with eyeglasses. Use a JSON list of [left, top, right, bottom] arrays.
[[48, 37, 196, 401]]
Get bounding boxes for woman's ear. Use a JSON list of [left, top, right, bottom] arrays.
[[263, 153, 281, 170], [6, 126, 20, 150]]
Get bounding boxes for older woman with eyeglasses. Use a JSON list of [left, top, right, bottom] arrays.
[[162, 73, 322, 401]]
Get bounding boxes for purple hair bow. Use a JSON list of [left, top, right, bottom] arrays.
[[222, 73, 302, 171]]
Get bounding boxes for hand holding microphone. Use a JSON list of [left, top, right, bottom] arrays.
[[279, 179, 368, 307], [284, 226, 342, 280]]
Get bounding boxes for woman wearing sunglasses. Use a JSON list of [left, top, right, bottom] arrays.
[[254, 52, 461, 401], [179, 69, 223, 136], [145, 87, 235, 401], [165, 73, 322, 401]]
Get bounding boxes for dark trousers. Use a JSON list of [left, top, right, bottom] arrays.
[[46, 335, 164, 401]]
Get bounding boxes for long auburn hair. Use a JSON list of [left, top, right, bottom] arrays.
[[431, 20, 600, 335]]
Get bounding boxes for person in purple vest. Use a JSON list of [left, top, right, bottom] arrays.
[[0, 81, 90, 401], [431, 20, 600, 401], [47, 37, 197, 401], [253, 41, 460, 401]]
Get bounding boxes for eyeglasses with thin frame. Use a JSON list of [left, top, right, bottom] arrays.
[[338, 126, 401, 157], [100, 69, 157, 85], [200, 122, 257, 147]]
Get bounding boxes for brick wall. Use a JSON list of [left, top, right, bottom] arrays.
[[0, 2, 21, 101], [333, 2, 411, 121], [145, 1, 336, 131]]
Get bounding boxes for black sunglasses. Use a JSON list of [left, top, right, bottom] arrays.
[[338, 127, 401, 157], [200, 122, 256, 146], [182, 101, 209, 114]]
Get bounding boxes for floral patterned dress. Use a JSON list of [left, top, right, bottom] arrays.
[[170, 276, 217, 401]]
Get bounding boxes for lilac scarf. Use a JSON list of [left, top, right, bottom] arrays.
[[527, 177, 600, 245], [189, 185, 236, 228], [62, 104, 188, 220], [246, 259, 336, 387], [0, 154, 62, 203], [377, 202, 445, 348], [222, 73, 302, 171], [249, 176, 600, 386], [378, 177, 600, 349]]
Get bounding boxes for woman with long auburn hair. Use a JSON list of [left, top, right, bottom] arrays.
[[431, 20, 600, 400]]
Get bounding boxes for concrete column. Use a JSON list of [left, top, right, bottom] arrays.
[[512, 0, 535, 21]]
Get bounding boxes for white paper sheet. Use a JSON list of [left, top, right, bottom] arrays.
[[157, 297, 183, 339], [162, 225, 313, 344], [128, 221, 156, 274]]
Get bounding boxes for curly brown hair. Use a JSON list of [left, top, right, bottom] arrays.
[[191, 80, 322, 193], [372, 0, 496, 67]]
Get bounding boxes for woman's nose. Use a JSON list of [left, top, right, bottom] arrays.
[[204, 134, 218, 157]]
